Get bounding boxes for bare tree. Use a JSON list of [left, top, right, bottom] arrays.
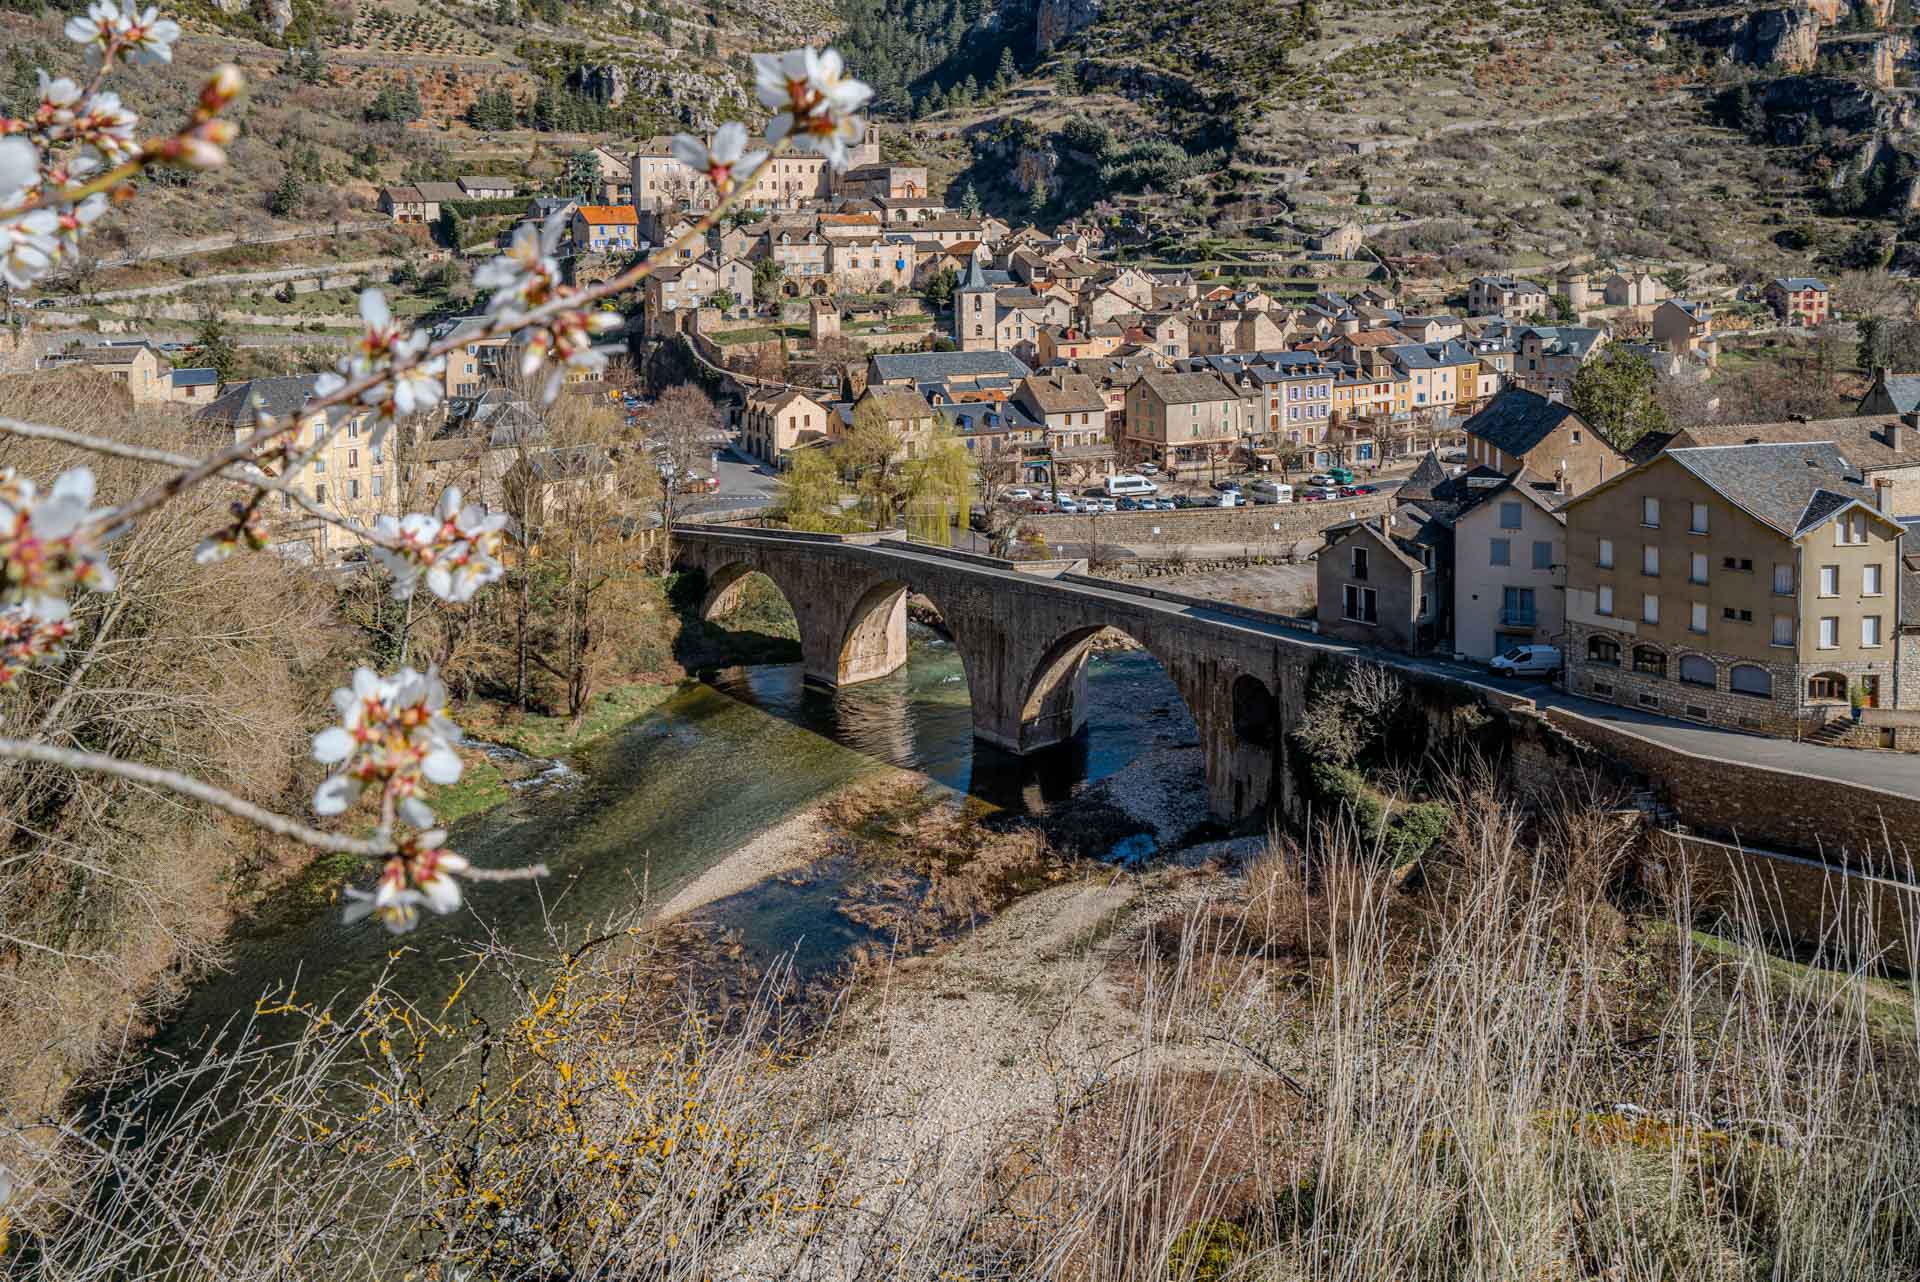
[[645, 382, 720, 568]]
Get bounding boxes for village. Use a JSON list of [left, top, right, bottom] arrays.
[[6, 118, 1916, 762]]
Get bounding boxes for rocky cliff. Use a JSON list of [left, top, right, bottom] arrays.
[[1034, 0, 1099, 54]]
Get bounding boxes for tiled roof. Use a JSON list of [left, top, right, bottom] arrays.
[[416, 181, 465, 204], [576, 205, 639, 225], [856, 385, 934, 420], [1661, 442, 1876, 536], [1773, 277, 1829, 292]]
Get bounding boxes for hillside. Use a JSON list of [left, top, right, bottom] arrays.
[[869, 0, 1920, 281]]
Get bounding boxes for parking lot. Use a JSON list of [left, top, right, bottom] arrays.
[[1002, 466, 1401, 515]]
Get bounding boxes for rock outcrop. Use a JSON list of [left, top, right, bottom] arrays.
[[1669, 6, 1821, 71], [1035, 0, 1099, 55]]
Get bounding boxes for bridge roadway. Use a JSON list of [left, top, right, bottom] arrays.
[[672, 524, 1402, 822]]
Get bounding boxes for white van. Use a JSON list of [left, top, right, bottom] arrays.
[[1249, 480, 1293, 504], [1105, 474, 1158, 497]]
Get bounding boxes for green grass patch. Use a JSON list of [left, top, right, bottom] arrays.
[[712, 324, 808, 346], [1674, 924, 1915, 1042], [459, 680, 685, 760]]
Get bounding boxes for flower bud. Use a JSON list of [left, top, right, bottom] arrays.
[[198, 64, 243, 118]]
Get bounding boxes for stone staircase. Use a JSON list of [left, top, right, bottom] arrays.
[[1802, 714, 1856, 747]]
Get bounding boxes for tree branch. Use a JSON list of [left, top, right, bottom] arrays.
[[0, 735, 390, 856]]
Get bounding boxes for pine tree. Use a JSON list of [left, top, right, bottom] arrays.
[[268, 168, 305, 217], [193, 311, 239, 386], [493, 0, 513, 23], [703, 30, 716, 56], [993, 47, 1015, 93], [959, 73, 978, 104]]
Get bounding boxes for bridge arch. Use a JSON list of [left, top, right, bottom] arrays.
[[1013, 624, 1204, 756]]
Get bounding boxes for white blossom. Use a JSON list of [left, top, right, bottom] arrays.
[[341, 885, 426, 934], [0, 467, 116, 606], [1, 209, 59, 290], [309, 664, 463, 818], [337, 289, 445, 448], [370, 485, 510, 604], [517, 307, 620, 404], [69, 91, 139, 162], [670, 122, 767, 197], [753, 47, 872, 169], [475, 211, 565, 320], [67, 0, 180, 64], [0, 598, 73, 684], [0, 137, 38, 205]]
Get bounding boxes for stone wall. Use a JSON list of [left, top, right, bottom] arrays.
[[1660, 831, 1918, 962], [1544, 707, 1920, 876], [1025, 494, 1390, 550]]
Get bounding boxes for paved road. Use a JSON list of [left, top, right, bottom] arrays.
[[683, 526, 1920, 801]]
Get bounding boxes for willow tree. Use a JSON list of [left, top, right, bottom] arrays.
[[900, 424, 971, 545]]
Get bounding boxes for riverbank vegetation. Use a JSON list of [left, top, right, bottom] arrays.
[[12, 760, 1917, 1277]]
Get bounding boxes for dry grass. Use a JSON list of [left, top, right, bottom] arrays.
[[5, 777, 1918, 1279]]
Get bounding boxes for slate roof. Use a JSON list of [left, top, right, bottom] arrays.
[[76, 343, 153, 365], [1388, 340, 1478, 369], [1670, 415, 1920, 479], [1398, 448, 1451, 504], [856, 384, 934, 420], [416, 181, 465, 204], [1520, 326, 1606, 357], [197, 374, 330, 425], [1462, 388, 1582, 457], [1136, 370, 1239, 406], [869, 350, 1031, 383], [1016, 371, 1106, 415], [1661, 442, 1877, 536], [458, 176, 514, 191], [1773, 277, 1829, 292], [169, 367, 217, 387], [1872, 375, 1920, 413]]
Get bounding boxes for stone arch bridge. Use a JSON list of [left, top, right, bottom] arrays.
[[673, 525, 1355, 821]]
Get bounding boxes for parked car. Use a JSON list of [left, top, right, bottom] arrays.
[[1306, 473, 1335, 487], [1006, 488, 1035, 502], [1117, 497, 1142, 511], [1489, 645, 1562, 678], [1298, 487, 1338, 502], [1249, 480, 1293, 505], [1215, 491, 1243, 507], [1090, 498, 1118, 512], [1135, 462, 1159, 474], [1056, 497, 1083, 513], [1212, 478, 1243, 492], [1338, 485, 1379, 498], [1105, 474, 1158, 497]]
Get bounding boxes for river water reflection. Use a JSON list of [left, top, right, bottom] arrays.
[[155, 631, 1193, 1048]]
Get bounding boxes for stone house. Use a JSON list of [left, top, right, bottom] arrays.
[[503, 444, 617, 529], [1651, 299, 1716, 365], [1602, 273, 1666, 309], [1035, 324, 1123, 365], [1461, 388, 1630, 496], [868, 349, 1031, 390], [709, 256, 755, 311], [643, 260, 720, 330], [826, 236, 914, 291], [377, 185, 435, 224], [457, 175, 517, 199], [164, 366, 218, 403], [1561, 441, 1912, 737], [1386, 340, 1488, 418], [43, 341, 169, 402], [1309, 222, 1365, 259], [841, 384, 937, 458], [1467, 275, 1550, 319], [434, 315, 514, 399], [741, 388, 831, 465], [1316, 507, 1444, 652], [1123, 370, 1245, 473], [571, 205, 640, 255], [1652, 410, 1920, 519], [1451, 474, 1567, 661], [1765, 277, 1830, 327], [1013, 370, 1109, 451], [198, 374, 397, 561], [1515, 325, 1609, 395]]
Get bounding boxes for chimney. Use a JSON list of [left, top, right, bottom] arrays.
[[1893, 419, 1908, 453], [1878, 365, 1894, 388]]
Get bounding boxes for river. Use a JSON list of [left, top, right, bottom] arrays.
[[153, 628, 1198, 1052]]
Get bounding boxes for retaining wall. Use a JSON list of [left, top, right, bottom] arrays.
[[1025, 493, 1391, 549]]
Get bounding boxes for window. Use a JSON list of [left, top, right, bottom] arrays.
[[1632, 646, 1667, 677], [1864, 563, 1883, 596], [1588, 635, 1620, 665], [1679, 655, 1716, 688], [346, 420, 359, 439], [1689, 502, 1708, 534], [348, 449, 358, 468], [1597, 538, 1613, 569], [1729, 665, 1772, 698], [1690, 601, 1708, 633], [1723, 556, 1753, 573], [1533, 541, 1553, 571], [1773, 563, 1794, 595], [1342, 584, 1377, 624], [1818, 617, 1838, 649], [1863, 615, 1883, 647], [1688, 552, 1707, 585], [1772, 615, 1793, 647], [347, 478, 361, 500], [1490, 538, 1511, 566], [1642, 496, 1660, 527], [1351, 547, 1369, 580], [1642, 545, 1659, 576], [1597, 585, 1614, 615], [1642, 594, 1659, 624], [1807, 673, 1849, 700], [1721, 607, 1753, 622], [314, 484, 326, 502], [372, 475, 384, 499], [1837, 511, 1867, 545], [1499, 501, 1522, 530], [1819, 565, 1839, 597], [1502, 587, 1536, 626], [312, 456, 325, 474]]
